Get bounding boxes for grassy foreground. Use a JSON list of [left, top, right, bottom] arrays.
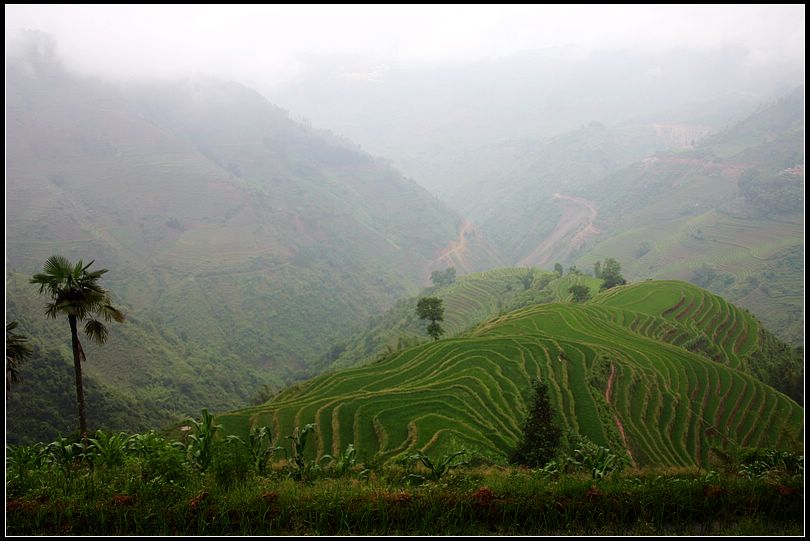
[[6, 468, 803, 536], [6, 428, 804, 536]]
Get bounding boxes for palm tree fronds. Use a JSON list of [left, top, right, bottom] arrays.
[[6, 360, 21, 388], [6, 321, 33, 389], [84, 319, 109, 344], [31, 255, 124, 340], [30, 273, 57, 295], [6, 322, 33, 362], [99, 304, 126, 323], [44, 303, 62, 319], [83, 269, 109, 281], [43, 255, 74, 279]]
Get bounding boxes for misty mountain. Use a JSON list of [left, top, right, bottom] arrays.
[[270, 46, 803, 200], [5, 38, 500, 442], [272, 47, 803, 344], [435, 122, 697, 265]]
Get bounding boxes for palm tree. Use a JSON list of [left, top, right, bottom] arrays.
[[6, 321, 33, 390], [30, 255, 124, 438]]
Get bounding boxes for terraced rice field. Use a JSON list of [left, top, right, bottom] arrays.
[[331, 267, 591, 368], [223, 281, 802, 468], [437, 271, 601, 336], [592, 281, 763, 373], [439, 268, 539, 335], [547, 273, 602, 301]]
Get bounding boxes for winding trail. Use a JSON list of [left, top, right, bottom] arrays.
[[518, 193, 599, 267], [605, 362, 637, 467], [431, 219, 501, 275], [437, 220, 475, 269]]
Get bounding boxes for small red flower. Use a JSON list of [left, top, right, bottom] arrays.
[[112, 494, 135, 506], [189, 490, 209, 510], [471, 487, 495, 506]]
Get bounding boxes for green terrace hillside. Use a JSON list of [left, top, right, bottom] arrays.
[[325, 268, 602, 370], [220, 281, 802, 469], [583, 281, 801, 403], [572, 87, 804, 345]]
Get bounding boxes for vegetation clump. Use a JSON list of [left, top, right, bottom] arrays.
[[568, 284, 592, 303], [430, 267, 457, 287], [416, 296, 445, 340], [597, 257, 627, 290]]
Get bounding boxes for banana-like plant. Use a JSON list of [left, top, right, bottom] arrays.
[[186, 409, 221, 472], [566, 433, 625, 479], [46, 437, 82, 469], [225, 425, 283, 475], [84, 430, 131, 469], [409, 450, 467, 482], [320, 443, 357, 477], [285, 423, 318, 479], [6, 443, 47, 495]]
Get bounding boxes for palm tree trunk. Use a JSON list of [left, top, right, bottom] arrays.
[[68, 315, 88, 439]]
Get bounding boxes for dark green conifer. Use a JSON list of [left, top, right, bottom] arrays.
[[509, 379, 562, 467]]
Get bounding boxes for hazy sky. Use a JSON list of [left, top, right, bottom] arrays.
[[5, 4, 805, 87]]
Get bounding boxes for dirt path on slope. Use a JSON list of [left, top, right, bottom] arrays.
[[431, 219, 476, 274], [518, 193, 599, 267], [605, 362, 637, 468]]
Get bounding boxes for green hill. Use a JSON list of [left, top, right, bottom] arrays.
[[220, 281, 802, 468], [590, 281, 802, 402], [4, 35, 500, 443]]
